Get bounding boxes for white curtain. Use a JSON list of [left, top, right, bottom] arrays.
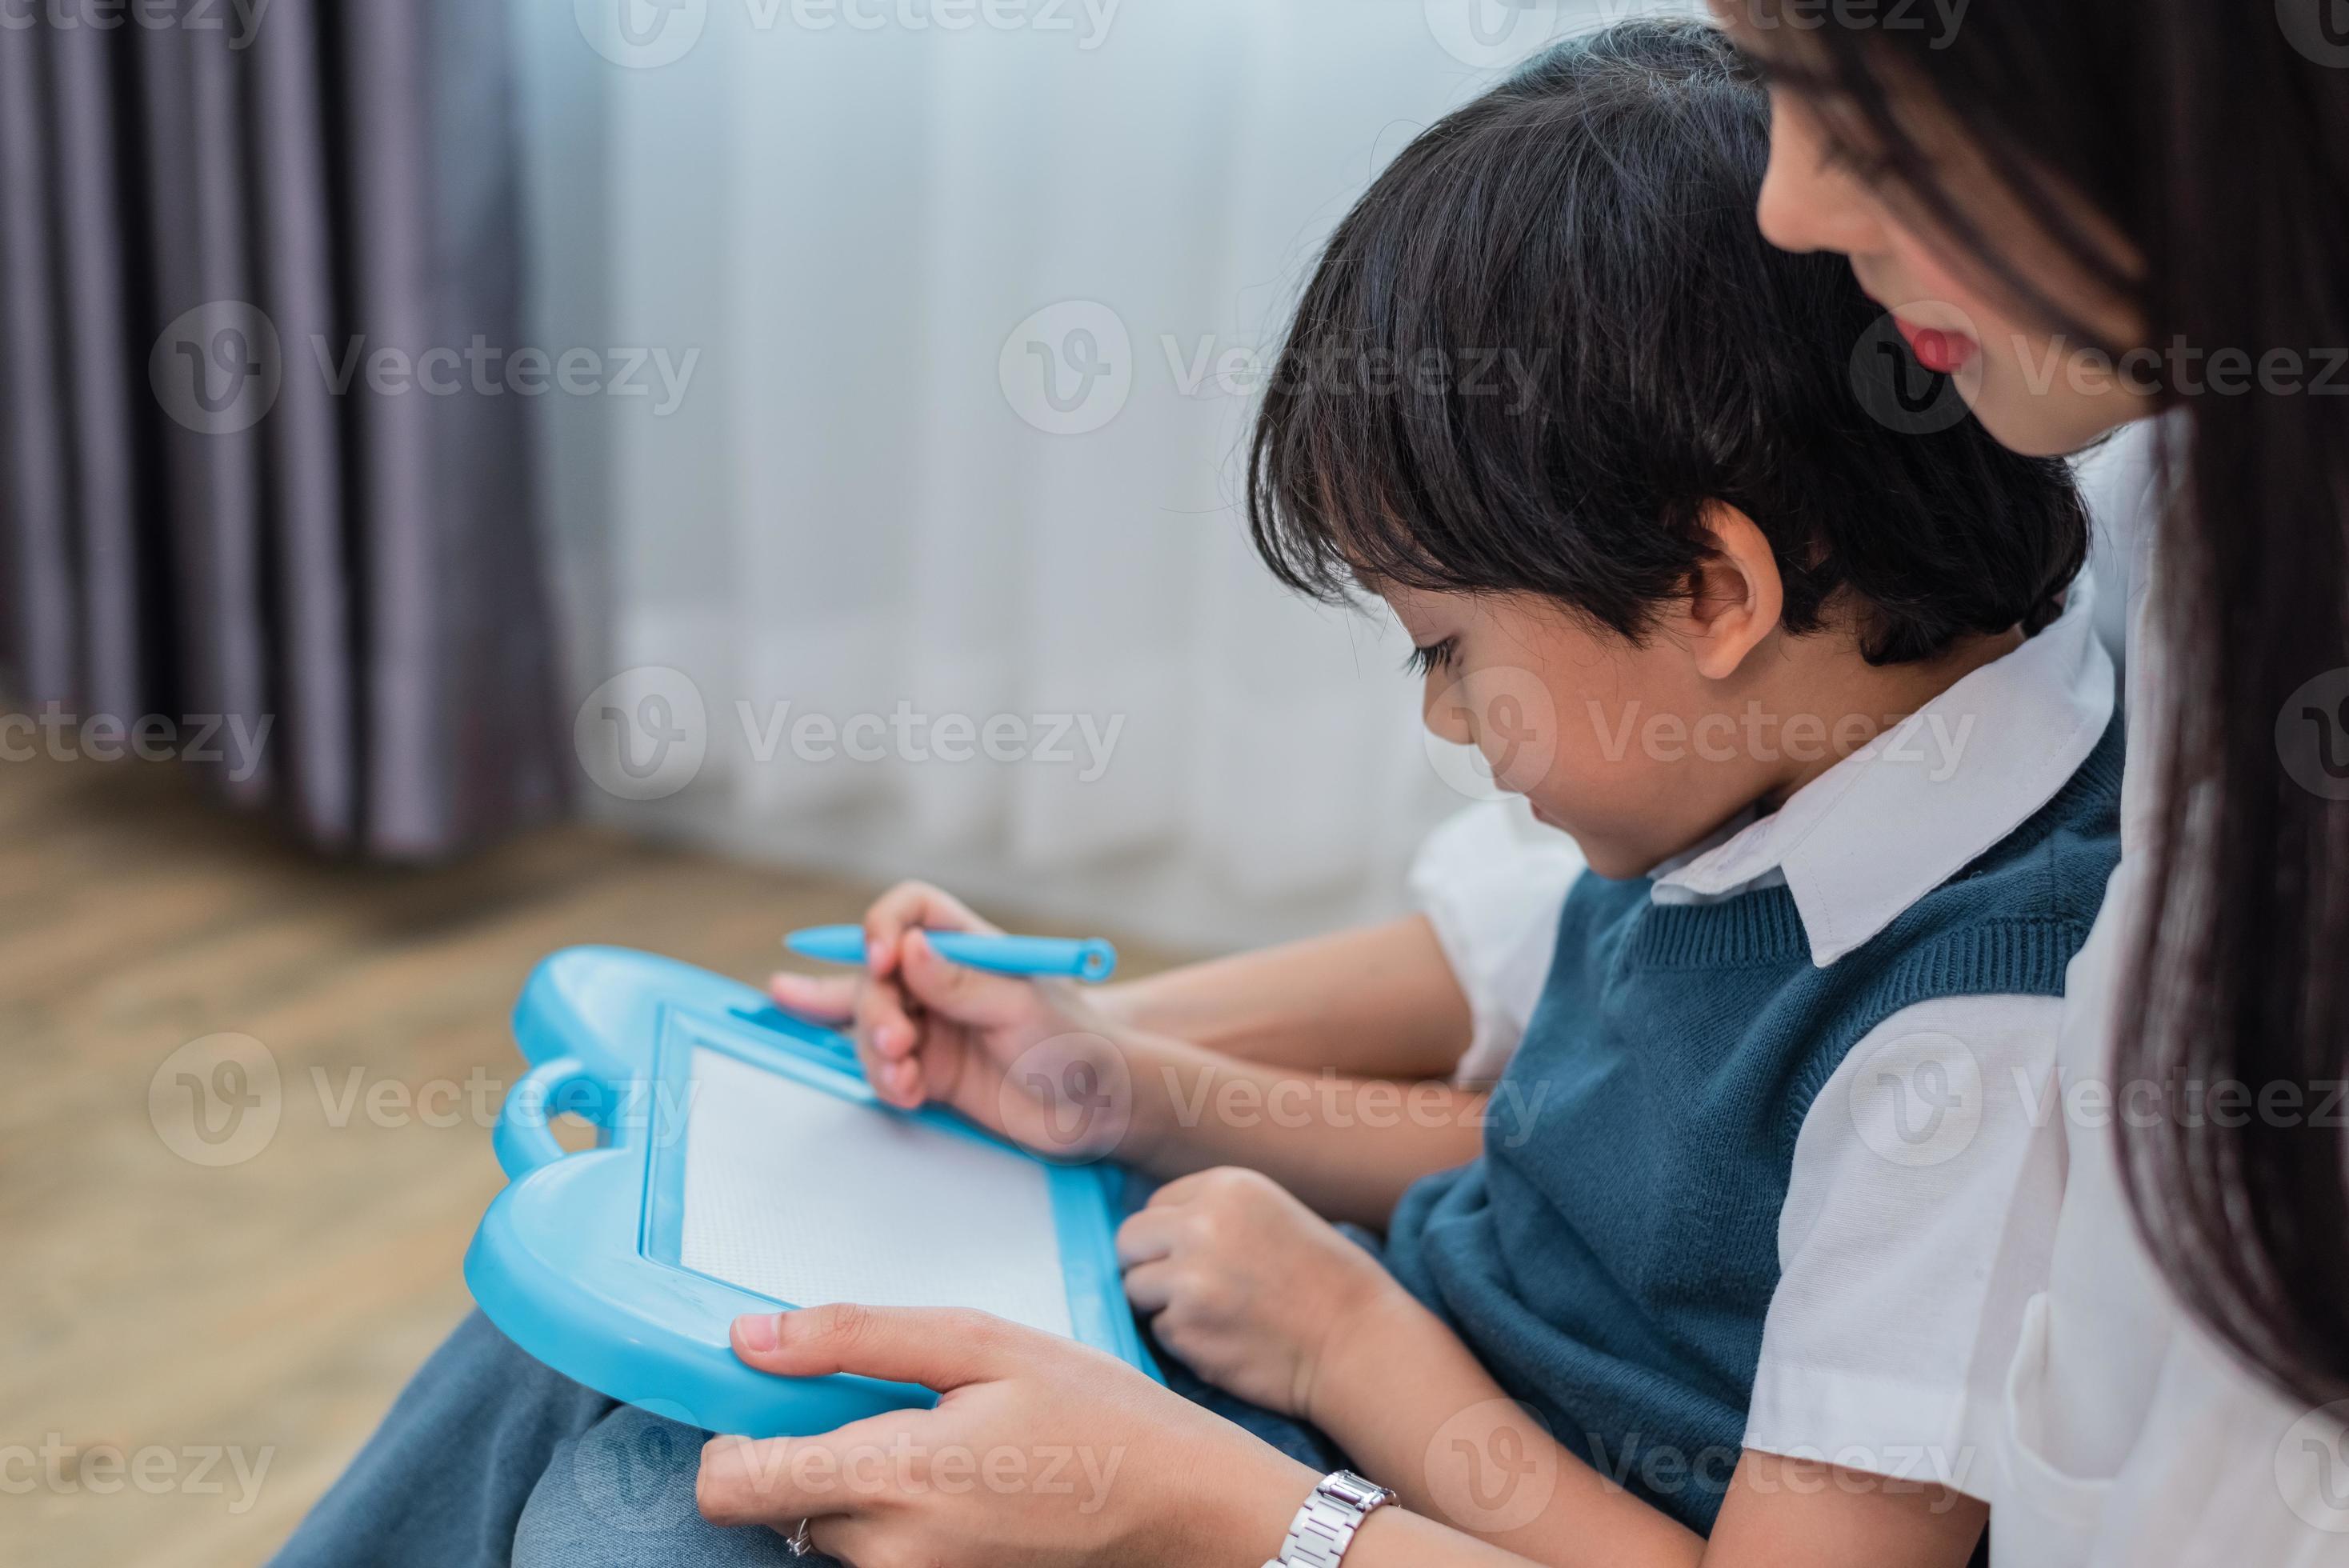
[[508, 0, 1700, 951]]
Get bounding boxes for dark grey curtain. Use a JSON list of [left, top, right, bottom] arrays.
[[0, 0, 566, 855]]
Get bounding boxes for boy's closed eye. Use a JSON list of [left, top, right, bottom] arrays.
[[1403, 636, 1459, 678]]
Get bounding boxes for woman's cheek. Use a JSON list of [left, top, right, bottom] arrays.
[[1963, 341, 2140, 458], [1881, 233, 2145, 455]]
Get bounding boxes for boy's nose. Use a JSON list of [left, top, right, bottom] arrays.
[[1421, 685, 1479, 749]]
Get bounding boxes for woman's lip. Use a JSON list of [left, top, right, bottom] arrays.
[[1892, 314, 1978, 374]]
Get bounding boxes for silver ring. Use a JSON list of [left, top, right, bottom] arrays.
[[785, 1518, 815, 1558]]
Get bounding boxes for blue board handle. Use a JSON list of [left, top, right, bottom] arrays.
[[784, 925, 1117, 983], [495, 1055, 610, 1178]]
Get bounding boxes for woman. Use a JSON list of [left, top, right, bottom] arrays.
[[682, 4, 2349, 1565], [1712, 4, 2349, 1561]]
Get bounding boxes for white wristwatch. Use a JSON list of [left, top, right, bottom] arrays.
[[1262, 1470, 1399, 1568]]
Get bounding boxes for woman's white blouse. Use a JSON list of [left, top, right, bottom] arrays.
[[1983, 540, 2349, 1565]]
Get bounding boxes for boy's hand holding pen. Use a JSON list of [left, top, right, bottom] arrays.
[[783, 923, 1117, 983], [775, 886, 1410, 1422], [770, 884, 1142, 1163]]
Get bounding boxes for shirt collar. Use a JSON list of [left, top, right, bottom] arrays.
[[1648, 576, 2117, 967]]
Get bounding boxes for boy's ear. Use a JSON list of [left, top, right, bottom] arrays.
[[1679, 502, 1786, 681]]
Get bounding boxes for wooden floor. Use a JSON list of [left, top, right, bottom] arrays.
[[0, 753, 1179, 1567]]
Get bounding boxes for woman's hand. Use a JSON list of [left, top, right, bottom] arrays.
[[697, 1303, 1319, 1568], [768, 881, 1140, 1161], [1117, 1167, 1403, 1418]]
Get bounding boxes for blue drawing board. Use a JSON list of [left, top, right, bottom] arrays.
[[465, 946, 1159, 1438]]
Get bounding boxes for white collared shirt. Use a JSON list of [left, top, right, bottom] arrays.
[[1411, 579, 2119, 1495]]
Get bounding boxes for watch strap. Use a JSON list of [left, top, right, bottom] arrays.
[[1263, 1470, 1399, 1568]]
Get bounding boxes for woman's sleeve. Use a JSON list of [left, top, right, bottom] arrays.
[[1406, 799, 1585, 1085]]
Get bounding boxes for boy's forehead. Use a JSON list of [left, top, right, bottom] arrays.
[[1365, 576, 1436, 616], [1376, 580, 1515, 633]]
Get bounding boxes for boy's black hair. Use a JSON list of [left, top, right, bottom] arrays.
[[1246, 19, 2087, 666]]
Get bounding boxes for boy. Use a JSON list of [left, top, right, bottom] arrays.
[[827, 19, 2115, 1562]]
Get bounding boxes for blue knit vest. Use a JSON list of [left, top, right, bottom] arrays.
[[1380, 716, 2125, 1534]]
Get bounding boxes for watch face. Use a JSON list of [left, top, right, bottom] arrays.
[[1319, 1472, 1389, 1510]]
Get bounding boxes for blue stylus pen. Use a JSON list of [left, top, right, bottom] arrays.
[[783, 924, 1118, 983]]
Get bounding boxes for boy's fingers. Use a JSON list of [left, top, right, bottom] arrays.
[[1120, 1259, 1179, 1315], [860, 882, 932, 975], [878, 1054, 922, 1106], [766, 971, 858, 1023], [862, 882, 999, 976], [1142, 1169, 1216, 1206], [858, 974, 919, 1061], [897, 930, 1038, 1027], [1114, 1207, 1179, 1269], [852, 976, 924, 1106]]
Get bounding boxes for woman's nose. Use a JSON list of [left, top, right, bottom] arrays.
[[1755, 122, 1889, 261]]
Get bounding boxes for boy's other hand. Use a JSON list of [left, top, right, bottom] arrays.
[[1117, 1167, 1400, 1418]]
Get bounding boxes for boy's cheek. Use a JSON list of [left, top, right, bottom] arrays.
[[1523, 774, 1655, 881], [1523, 717, 1703, 878], [1447, 666, 1567, 791]]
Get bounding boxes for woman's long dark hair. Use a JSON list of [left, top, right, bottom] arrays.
[[1739, 2, 2349, 1406]]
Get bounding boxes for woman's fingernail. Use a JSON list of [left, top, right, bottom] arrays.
[[734, 1313, 782, 1353]]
